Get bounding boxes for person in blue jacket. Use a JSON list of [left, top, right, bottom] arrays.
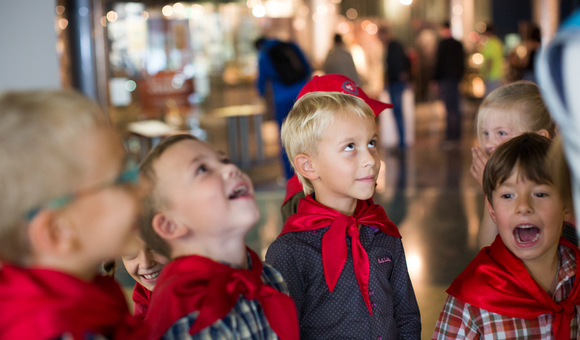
[[255, 37, 311, 179]]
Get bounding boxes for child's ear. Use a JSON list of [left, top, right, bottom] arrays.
[[294, 154, 318, 180], [28, 210, 77, 256], [536, 129, 550, 138], [486, 199, 498, 224], [152, 213, 188, 241]]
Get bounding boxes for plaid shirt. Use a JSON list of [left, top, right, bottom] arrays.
[[161, 254, 288, 340], [432, 245, 578, 340]]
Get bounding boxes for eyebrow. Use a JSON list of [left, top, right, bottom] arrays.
[[336, 134, 378, 145]]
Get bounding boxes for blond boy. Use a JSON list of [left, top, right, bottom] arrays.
[[139, 134, 299, 339], [265, 91, 421, 339], [0, 90, 146, 339]]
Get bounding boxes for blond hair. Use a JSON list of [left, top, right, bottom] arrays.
[[0, 90, 108, 264], [476, 81, 555, 148], [281, 92, 375, 194], [139, 134, 198, 259]]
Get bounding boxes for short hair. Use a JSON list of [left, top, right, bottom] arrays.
[[0, 90, 108, 264], [139, 134, 198, 259], [476, 81, 555, 149], [281, 92, 375, 195], [442, 21, 451, 29], [483, 133, 553, 204], [333, 33, 343, 45]]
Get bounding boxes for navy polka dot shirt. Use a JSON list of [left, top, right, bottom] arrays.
[[265, 225, 421, 340]]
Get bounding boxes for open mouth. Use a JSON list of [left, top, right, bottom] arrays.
[[140, 270, 161, 282], [514, 225, 540, 244], [228, 184, 249, 199]]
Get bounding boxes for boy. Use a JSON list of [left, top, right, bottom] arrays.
[[281, 74, 393, 222], [0, 90, 147, 339], [433, 133, 580, 340], [139, 134, 299, 339], [265, 91, 421, 339], [122, 236, 169, 320]]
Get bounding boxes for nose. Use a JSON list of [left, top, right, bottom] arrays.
[[515, 195, 533, 215], [361, 147, 377, 168], [222, 162, 242, 179], [138, 249, 155, 269]]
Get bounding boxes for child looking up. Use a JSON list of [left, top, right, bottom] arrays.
[[122, 236, 169, 321], [266, 92, 421, 339], [139, 134, 299, 339], [470, 81, 557, 248], [433, 133, 580, 340], [0, 90, 146, 339]]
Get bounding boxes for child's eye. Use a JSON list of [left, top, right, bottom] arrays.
[[344, 143, 355, 151], [499, 131, 508, 136], [221, 157, 231, 164], [483, 131, 489, 136], [500, 193, 514, 199], [196, 164, 208, 175], [534, 192, 549, 198], [368, 140, 377, 148]]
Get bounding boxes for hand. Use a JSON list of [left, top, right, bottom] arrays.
[[470, 147, 488, 187]]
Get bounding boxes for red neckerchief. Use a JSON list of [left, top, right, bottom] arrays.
[[132, 282, 152, 321], [0, 264, 145, 340], [280, 195, 401, 314], [447, 236, 580, 340], [145, 248, 299, 340]]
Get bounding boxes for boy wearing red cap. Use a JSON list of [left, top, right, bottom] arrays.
[[433, 134, 580, 340], [281, 74, 393, 222], [139, 134, 299, 339], [266, 75, 421, 339]]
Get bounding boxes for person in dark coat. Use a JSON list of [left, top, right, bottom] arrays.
[[434, 21, 465, 142]]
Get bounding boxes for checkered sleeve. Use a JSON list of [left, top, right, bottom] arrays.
[[432, 295, 481, 340]]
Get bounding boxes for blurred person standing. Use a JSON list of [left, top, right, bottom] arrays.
[[434, 21, 465, 142], [481, 24, 504, 95], [323, 34, 361, 85], [378, 26, 410, 149], [522, 26, 542, 83], [255, 37, 311, 179]]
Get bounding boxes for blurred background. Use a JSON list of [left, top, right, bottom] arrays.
[[2, 1, 580, 338]]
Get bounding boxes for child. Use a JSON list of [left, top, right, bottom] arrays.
[[122, 236, 169, 320], [280, 74, 393, 222], [266, 92, 421, 339], [138, 134, 299, 339], [0, 90, 147, 339], [470, 81, 556, 248], [433, 133, 580, 340]]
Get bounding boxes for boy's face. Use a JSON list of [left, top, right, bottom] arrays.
[[154, 139, 259, 238], [480, 110, 525, 155], [309, 113, 380, 207], [122, 237, 169, 291], [62, 128, 143, 263], [488, 169, 565, 266]]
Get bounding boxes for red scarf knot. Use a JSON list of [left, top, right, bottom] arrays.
[[280, 196, 401, 315], [146, 248, 299, 340], [226, 271, 263, 300]]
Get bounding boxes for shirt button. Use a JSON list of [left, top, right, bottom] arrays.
[[369, 290, 374, 296], [377, 336, 382, 340], [371, 302, 376, 308], [311, 230, 317, 234]]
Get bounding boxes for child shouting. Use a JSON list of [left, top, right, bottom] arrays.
[[139, 134, 299, 339], [0, 90, 147, 339], [433, 133, 580, 339], [122, 236, 169, 320], [266, 91, 421, 339]]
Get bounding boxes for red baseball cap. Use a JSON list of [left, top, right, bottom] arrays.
[[297, 74, 393, 116]]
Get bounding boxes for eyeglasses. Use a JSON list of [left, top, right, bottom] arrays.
[[26, 159, 140, 221]]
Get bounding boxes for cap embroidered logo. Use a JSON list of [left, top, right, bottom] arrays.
[[342, 81, 359, 95]]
